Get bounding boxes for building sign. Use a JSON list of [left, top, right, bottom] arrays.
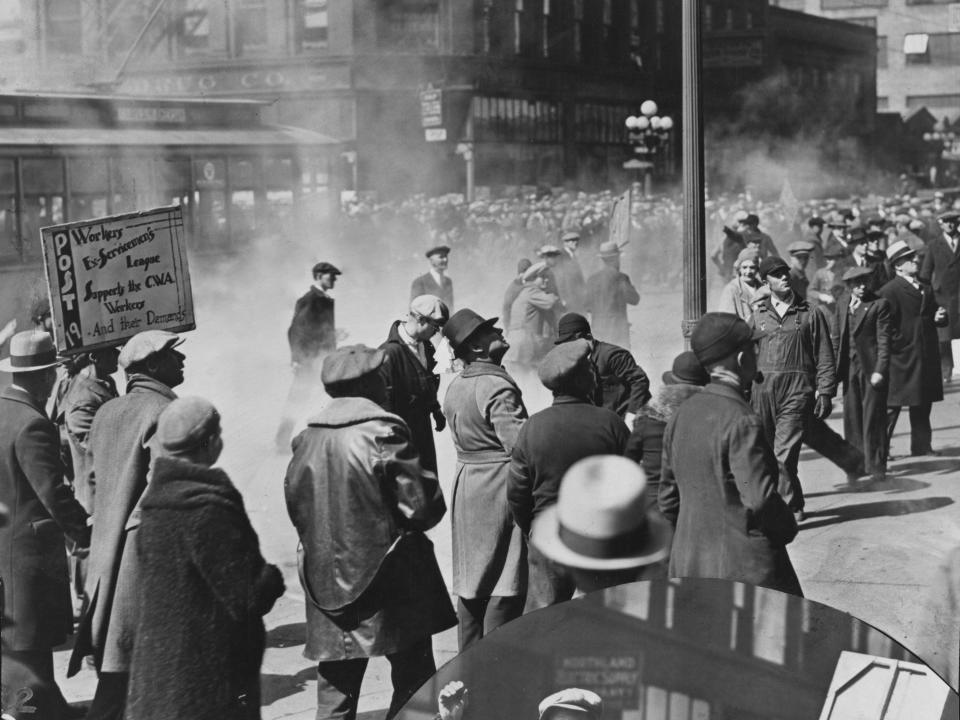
[[425, 128, 447, 142], [949, 4, 960, 33], [703, 37, 764, 68], [41, 206, 195, 354], [115, 106, 188, 124], [421, 87, 443, 128], [119, 65, 351, 96], [554, 655, 642, 710]]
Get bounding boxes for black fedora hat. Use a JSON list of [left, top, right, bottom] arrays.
[[442, 308, 499, 350]]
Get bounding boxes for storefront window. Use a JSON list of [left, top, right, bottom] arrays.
[[0, 160, 17, 264], [300, 0, 328, 50], [111, 157, 156, 214], [236, 0, 268, 52], [230, 189, 257, 243]]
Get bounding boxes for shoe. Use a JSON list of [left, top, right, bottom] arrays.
[[868, 471, 886, 483], [910, 449, 941, 457], [794, 509, 806, 523]]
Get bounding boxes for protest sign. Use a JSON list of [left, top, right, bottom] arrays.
[[41, 206, 195, 354]]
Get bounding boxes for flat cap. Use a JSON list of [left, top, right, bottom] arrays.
[[841, 266, 875, 283], [537, 244, 562, 257], [733, 209, 750, 223], [522, 260, 550, 283], [758, 256, 790, 278], [312, 261, 341, 276], [321, 345, 385, 386], [539, 689, 603, 720], [743, 213, 760, 226], [555, 312, 591, 344], [156, 397, 221, 455], [425, 245, 451, 258], [597, 240, 622, 258], [691, 312, 757, 367], [119, 330, 184, 369], [939, 210, 960, 222], [560, 230, 581, 242], [538, 338, 592, 390], [787, 240, 816, 255], [662, 350, 709, 386], [409, 294, 449, 325]]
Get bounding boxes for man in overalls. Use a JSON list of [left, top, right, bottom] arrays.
[[750, 257, 837, 522]]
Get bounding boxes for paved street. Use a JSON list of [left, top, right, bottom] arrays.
[[53, 269, 960, 718]]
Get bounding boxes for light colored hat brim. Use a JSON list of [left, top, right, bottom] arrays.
[[0, 357, 62, 373], [530, 506, 672, 571]]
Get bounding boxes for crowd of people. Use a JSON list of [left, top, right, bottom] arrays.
[[1, 184, 958, 720]]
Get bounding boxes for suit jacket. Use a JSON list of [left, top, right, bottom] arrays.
[[288, 286, 336, 364], [378, 321, 442, 473], [552, 252, 586, 312], [591, 340, 651, 417], [920, 233, 960, 340], [0, 386, 89, 651], [660, 381, 801, 596], [835, 292, 892, 387], [410, 272, 454, 310], [877, 275, 946, 406]]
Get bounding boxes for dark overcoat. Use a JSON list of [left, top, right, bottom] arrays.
[[379, 321, 442, 472], [71, 374, 176, 675], [0, 386, 89, 651], [287, 286, 336, 365], [126, 457, 284, 720], [284, 397, 455, 661], [552, 252, 586, 312], [584, 264, 640, 349], [660, 382, 802, 596], [877, 276, 946, 406], [920, 234, 960, 341], [591, 340, 650, 417], [508, 395, 629, 534], [443, 362, 528, 599], [410, 272, 454, 310]]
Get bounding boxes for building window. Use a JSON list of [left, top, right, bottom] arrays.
[[299, 0, 328, 50], [928, 32, 960, 64], [379, 0, 440, 52], [745, 10, 754, 28], [877, 96, 889, 110], [236, 0, 267, 53], [877, 35, 887, 68], [45, 0, 82, 55], [602, 0, 614, 62], [573, 0, 584, 61], [725, 7, 735, 29], [541, 0, 550, 58], [904, 33, 930, 64], [656, 0, 665, 33], [174, 0, 211, 54], [513, 0, 523, 55], [704, 4, 713, 31]]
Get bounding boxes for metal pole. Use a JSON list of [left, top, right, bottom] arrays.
[[465, 104, 475, 203], [681, 0, 706, 342]]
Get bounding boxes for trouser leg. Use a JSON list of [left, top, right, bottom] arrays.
[[2, 648, 66, 720], [886, 406, 902, 454], [772, 387, 811, 512], [457, 596, 488, 651], [385, 637, 436, 720], [939, 341, 954, 379], [85, 671, 128, 720], [842, 371, 865, 455], [805, 415, 864, 475], [909, 403, 934, 455], [524, 542, 576, 613], [862, 379, 888, 475], [482, 595, 525, 635], [316, 658, 368, 720]]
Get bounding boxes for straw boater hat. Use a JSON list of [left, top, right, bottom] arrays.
[[0, 330, 62, 373], [530, 455, 671, 571]]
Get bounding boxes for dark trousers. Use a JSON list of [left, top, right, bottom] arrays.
[[315, 638, 435, 720], [457, 595, 525, 651], [525, 543, 576, 613], [940, 340, 955, 378], [843, 364, 888, 475], [752, 376, 812, 511], [2, 648, 68, 719], [887, 403, 934, 455], [804, 415, 865, 474], [85, 671, 128, 720]]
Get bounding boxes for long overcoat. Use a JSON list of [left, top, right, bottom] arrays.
[[0, 386, 89, 651], [507, 285, 560, 366], [443, 361, 528, 599], [70, 374, 176, 675], [284, 397, 455, 661], [126, 457, 284, 720], [660, 382, 802, 596], [877, 276, 946, 406], [287, 286, 336, 365], [584, 264, 640, 349], [920, 234, 960, 341]]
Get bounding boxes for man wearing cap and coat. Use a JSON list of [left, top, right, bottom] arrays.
[[835, 266, 892, 482], [285, 345, 455, 720], [660, 313, 802, 596], [878, 241, 949, 456], [584, 242, 640, 350], [411, 246, 454, 310], [554, 313, 650, 426], [127, 397, 285, 720], [378, 295, 449, 474], [442, 309, 528, 649], [70, 330, 185, 720], [0, 330, 90, 719], [509, 339, 630, 611], [920, 211, 960, 381]]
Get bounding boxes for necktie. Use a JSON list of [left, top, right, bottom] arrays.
[[849, 298, 861, 314]]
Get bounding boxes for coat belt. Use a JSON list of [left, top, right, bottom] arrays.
[[456, 449, 511, 464]]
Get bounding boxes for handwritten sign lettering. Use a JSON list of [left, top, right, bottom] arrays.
[[41, 206, 195, 354]]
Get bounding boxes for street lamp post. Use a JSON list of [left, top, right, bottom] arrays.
[[625, 100, 674, 199]]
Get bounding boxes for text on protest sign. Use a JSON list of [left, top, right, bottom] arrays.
[[41, 206, 195, 354]]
